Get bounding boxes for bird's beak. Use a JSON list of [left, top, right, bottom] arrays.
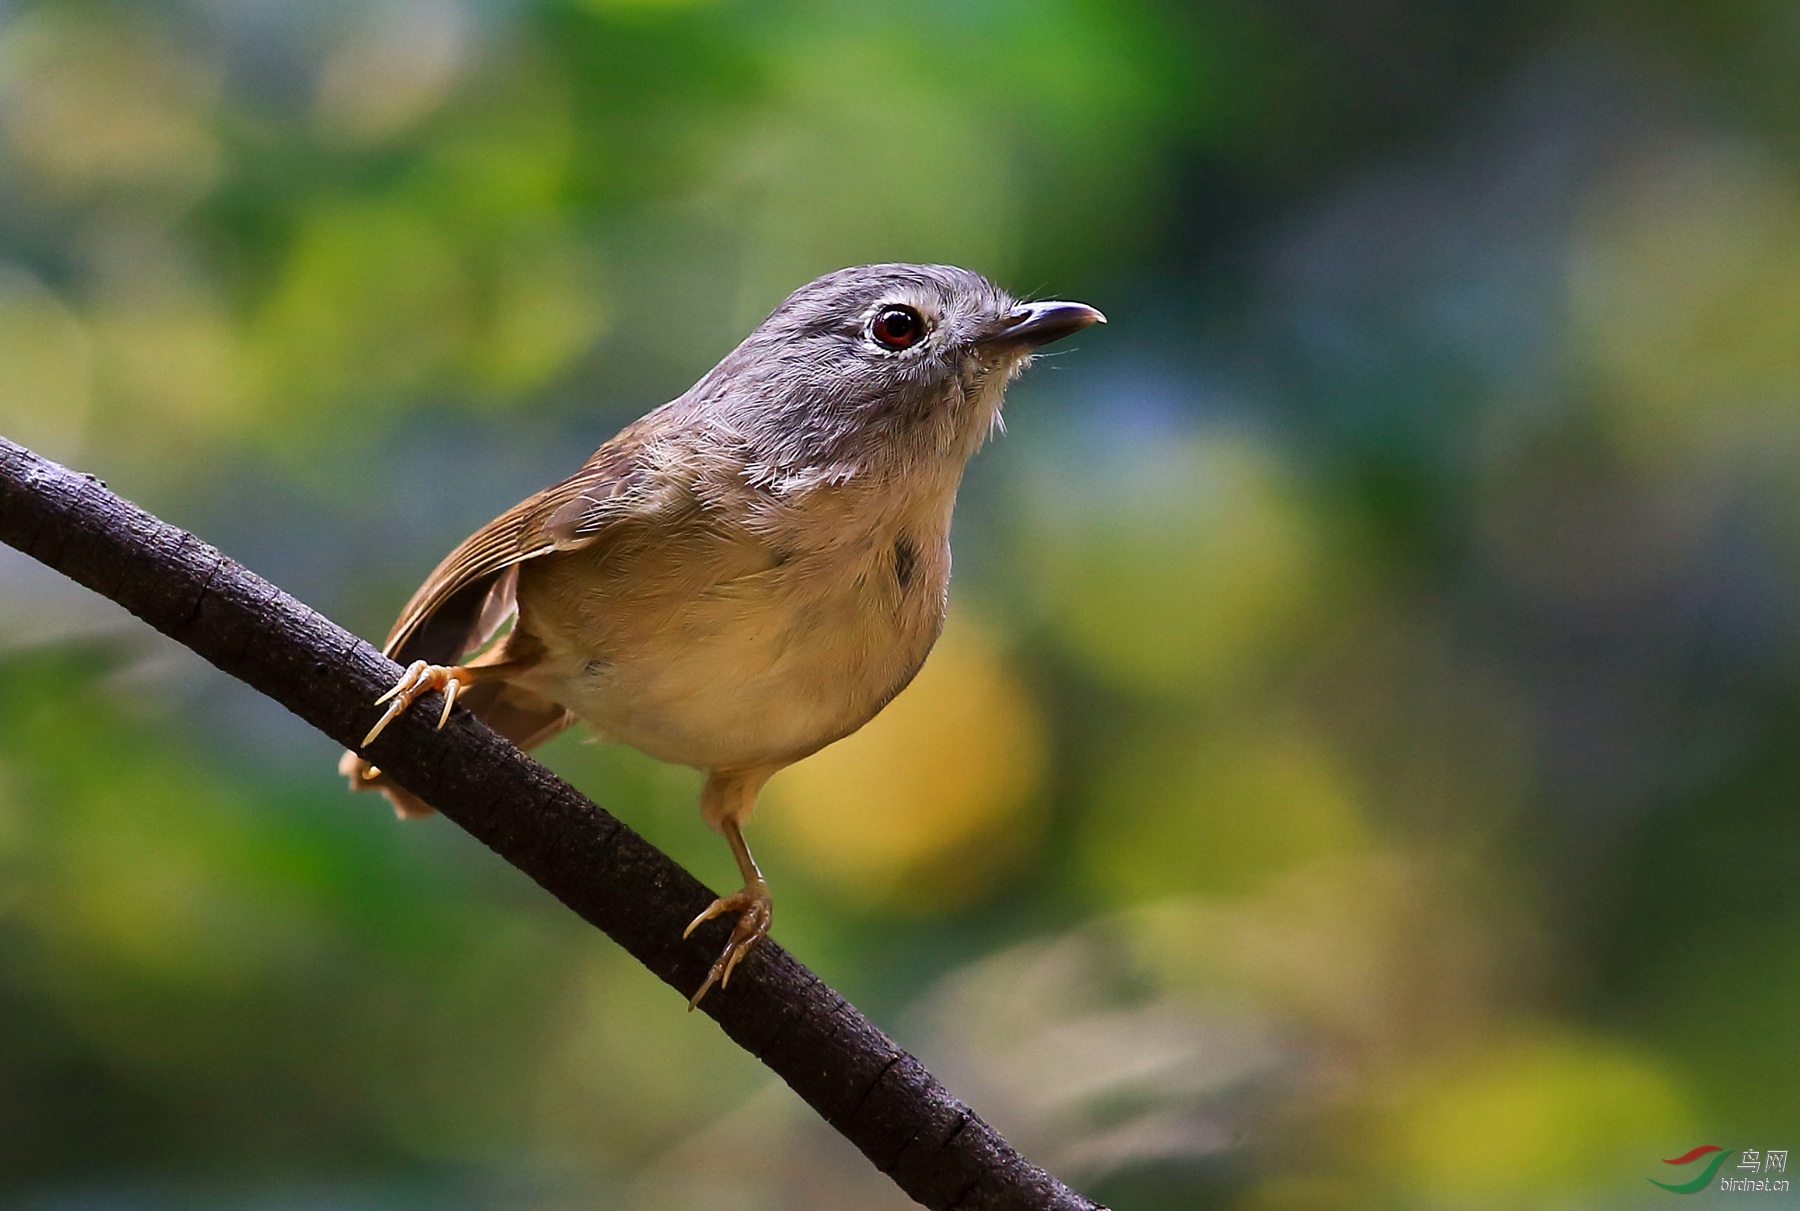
[[985, 300, 1107, 349]]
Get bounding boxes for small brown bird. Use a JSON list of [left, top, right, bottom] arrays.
[[340, 263, 1102, 1004]]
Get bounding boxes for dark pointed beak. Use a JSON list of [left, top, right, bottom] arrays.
[[985, 300, 1107, 349]]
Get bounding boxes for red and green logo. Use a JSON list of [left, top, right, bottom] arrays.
[[1651, 1145, 1734, 1193]]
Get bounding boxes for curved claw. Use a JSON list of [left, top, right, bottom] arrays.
[[685, 881, 772, 1010], [682, 897, 725, 939], [436, 674, 462, 730], [374, 660, 427, 707], [362, 661, 466, 747], [721, 940, 750, 988], [362, 697, 407, 747]]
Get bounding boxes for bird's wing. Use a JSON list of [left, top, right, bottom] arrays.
[[383, 413, 675, 667]]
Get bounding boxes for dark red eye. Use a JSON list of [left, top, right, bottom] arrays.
[[870, 305, 924, 350]]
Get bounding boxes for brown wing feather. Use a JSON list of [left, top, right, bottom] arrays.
[[383, 416, 663, 667], [382, 493, 560, 664], [344, 415, 674, 817]]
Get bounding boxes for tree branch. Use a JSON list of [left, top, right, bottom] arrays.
[[0, 435, 1102, 1211]]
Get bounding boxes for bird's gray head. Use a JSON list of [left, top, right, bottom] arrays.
[[685, 263, 1103, 489]]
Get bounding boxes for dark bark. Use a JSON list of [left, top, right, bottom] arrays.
[[0, 435, 1103, 1211]]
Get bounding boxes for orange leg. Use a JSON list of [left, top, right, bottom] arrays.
[[685, 769, 777, 1008]]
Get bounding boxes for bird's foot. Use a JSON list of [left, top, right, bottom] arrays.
[[683, 879, 772, 1008], [362, 660, 471, 746]]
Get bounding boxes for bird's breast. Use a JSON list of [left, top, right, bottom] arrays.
[[513, 507, 950, 772]]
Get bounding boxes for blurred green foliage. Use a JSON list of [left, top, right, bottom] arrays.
[[3, 0, 1800, 1207]]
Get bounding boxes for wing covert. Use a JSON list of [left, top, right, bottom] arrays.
[[381, 418, 667, 666]]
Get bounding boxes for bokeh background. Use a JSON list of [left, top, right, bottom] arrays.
[[2, 1, 1799, 1207]]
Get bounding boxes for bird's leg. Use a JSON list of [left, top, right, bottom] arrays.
[[685, 770, 776, 1008], [683, 818, 772, 1008], [360, 656, 525, 747]]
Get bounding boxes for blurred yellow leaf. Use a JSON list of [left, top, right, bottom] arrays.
[[1378, 1031, 1694, 1206]]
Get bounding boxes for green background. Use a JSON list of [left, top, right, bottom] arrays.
[[1, 1, 1798, 1207]]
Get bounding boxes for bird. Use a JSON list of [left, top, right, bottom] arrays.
[[339, 263, 1103, 1006]]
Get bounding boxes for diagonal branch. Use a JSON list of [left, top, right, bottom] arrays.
[[0, 435, 1103, 1211]]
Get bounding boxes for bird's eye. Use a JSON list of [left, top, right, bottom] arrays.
[[870, 305, 925, 351]]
